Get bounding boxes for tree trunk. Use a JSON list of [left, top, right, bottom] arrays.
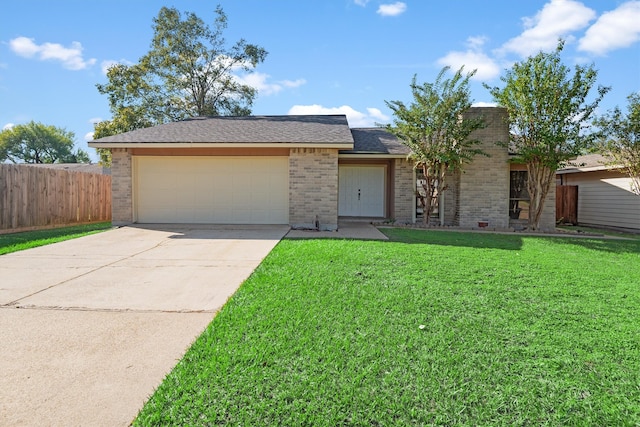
[[630, 174, 640, 196], [527, 162, 556, 230], [420, 164, 438, 226], [419, 163, 447, 226]]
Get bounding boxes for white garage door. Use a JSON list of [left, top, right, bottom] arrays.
[[135, 156, 289, 224]]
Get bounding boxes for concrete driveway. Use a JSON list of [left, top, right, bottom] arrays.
[[0, 224, 288, 426]]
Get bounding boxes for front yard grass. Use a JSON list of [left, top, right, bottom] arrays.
[[0, 222, 112, 255], [135, 229, 640, 426]]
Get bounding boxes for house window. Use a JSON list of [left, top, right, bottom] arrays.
[[509, 171, 529, 220], [416, 169, 439, 219]]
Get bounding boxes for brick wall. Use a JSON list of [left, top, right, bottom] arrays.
[[539, 183, 556, 231], [458, 107, 510, 229], [443, 169, 460, 225], [393, 159, 415, 223], [110, 148, 133, 225], [289, 148, 339, 230]]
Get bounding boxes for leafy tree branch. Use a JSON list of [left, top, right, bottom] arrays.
[[385, 66, 487, 225]]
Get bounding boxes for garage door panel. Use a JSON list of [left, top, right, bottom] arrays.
[[269, 175, 290, 205], [144, 208, 179, 223], [136, 156, 289, 224], [191, 208, 213, 223], [173, 184, 196, 205]]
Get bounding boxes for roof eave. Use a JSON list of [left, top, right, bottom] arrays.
[[88, 142, 354, 149], [557, 164, 621, 174], [338, 152, 408, 159]]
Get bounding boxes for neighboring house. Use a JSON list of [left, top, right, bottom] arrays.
[[89, 107, 554, 231], [557, 154, 640, 231]]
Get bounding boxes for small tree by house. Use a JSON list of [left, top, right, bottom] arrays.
[[385, 66, 486, 225], [486, 40, 609, 230], [595, 92, 640, 195]]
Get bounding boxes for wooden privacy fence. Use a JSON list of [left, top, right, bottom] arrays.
[[556, 185, 578, 225], [0, 164, 111, 232]]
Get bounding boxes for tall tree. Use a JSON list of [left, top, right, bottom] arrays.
[[595, 92, 640, 195], [486, 40, 609, 230], [0, 121, 89, 164], [95, 5, 267, 152], [385, 66, 486, 225]]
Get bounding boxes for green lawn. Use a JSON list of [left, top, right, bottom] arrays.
[[557, 224, 640, 240], [0, 222, 112, 255], [135, 229, 640, 426]]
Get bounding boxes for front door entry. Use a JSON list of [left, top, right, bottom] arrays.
[[338, 166, 385, 217]]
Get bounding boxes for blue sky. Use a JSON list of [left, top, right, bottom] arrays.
[[1, 0, 639, 162]]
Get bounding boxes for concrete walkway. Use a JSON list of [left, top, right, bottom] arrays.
[[286, 221, 389, 240], [0, 224, 288, 426]]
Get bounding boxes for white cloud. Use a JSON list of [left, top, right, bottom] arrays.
[[9, 37, 39, 57], [84, 131, 94, 141], [9, 36, 96, 70], [3, 123, 15, 131], [287, 104, 387, 127], [436, 36, 501, 80], [437, 51, 501, 80], [354, 0, 370, 6], [467, 36, 488, 51], [366, 107, 389, 122], [281, 79, 307, 89], [578, 1, 640, 55], [472, 101, 498, 107], [500, 0, 596, 57], [236, 72, 306, 96], [88, 117, 103, 124], [377, 2, 407, 17]]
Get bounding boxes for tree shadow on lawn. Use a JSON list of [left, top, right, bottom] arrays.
[[380, 228, 524, 250], [542, 235, 640, 255], [380, 228, 640, 254]]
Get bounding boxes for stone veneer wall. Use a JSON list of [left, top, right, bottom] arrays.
[[458, 107, 510, 229], [393, 159, 415, 223], [443, 169, 460, 225], [110, 148, 133, 225], [289, 148, 339, 230], [539, 183, 556, 231]]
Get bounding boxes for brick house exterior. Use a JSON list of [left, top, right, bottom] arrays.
[[110, 148, 133, 224], [458, 107, 511, 229], [90, 109, 554, 231], [289, 148, 340, 230]]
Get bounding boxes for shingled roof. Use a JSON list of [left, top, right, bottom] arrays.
[[89, 115, 354, 146], [557, 153, 620, 174], [343, 128, 410, 156]]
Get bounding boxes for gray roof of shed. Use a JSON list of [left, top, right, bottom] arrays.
[[90, 115, 354, 144], [345, 128, 410, 156]]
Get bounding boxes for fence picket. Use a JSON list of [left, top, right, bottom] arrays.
[[0, 164, 111, 231]]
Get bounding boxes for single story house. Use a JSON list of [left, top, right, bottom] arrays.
[[89, 107, 554, 231], [557, 154, 640, 232]]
